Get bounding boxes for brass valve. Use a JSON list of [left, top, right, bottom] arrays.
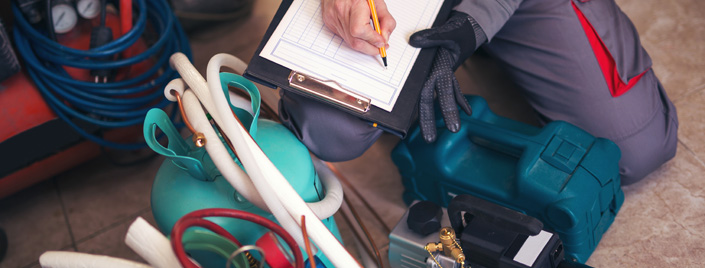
[[424, 227, 467, 267]]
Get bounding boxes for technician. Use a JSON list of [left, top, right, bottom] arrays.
[[277, 0, 678, 185]]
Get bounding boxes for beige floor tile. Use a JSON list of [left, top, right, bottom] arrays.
[[74, 210, 156, 264], [587, 142, 705, 267], [21, 245, 74, 268], [616, 0, 705, 101], [187, 0, 281, 73], [0, 181, 72, 268], [184, 0, 283, 111], [673, 88, 705, 162], [55, 154, 164, 242]]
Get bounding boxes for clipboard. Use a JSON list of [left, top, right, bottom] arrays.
[[244, 0, 453, 137]]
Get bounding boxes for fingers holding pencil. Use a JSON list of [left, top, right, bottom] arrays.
[[321, 0, 396, 56], [370, 0, 396, 44]]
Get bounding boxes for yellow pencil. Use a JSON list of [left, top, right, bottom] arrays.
[[367, 0, 388, 68]]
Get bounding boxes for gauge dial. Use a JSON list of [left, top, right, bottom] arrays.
[[77, 0, 101, 19], [52, 3, 78, 34]]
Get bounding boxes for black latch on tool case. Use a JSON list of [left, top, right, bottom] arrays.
[[448, 195, 591, 268]]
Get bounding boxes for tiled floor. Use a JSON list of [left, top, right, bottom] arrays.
[[1, 0, 704, 267]]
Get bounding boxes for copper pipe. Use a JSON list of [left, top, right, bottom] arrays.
[[172, 90, 206, 147], [213, 106, 267, 164], [259, 99, 279, 122], [301, 215, 315, 268], [325, 162, 392, 233], [343, 193, 385, 268], [338, 205, 377, 263], [213, 122, 239, 160]]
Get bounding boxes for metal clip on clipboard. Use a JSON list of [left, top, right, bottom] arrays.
[[288, 71, 371, 113]]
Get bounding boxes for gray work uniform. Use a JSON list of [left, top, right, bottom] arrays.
[[278, 0, 678, 185]]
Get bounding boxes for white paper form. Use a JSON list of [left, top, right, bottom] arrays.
[[260, 0, 444, 112]]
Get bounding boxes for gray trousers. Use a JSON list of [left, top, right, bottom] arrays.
[[278, 0, 678, 185]]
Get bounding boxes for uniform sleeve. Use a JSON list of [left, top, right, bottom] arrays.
[[453, 0, 524, 41]]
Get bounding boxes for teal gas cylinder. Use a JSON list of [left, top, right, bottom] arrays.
[[143, 73, 341, 268]]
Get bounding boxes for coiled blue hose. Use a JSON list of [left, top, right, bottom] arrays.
[[12, 0, 191, 150]]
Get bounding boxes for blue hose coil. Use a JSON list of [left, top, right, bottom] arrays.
[[12, 0, 192, 150]]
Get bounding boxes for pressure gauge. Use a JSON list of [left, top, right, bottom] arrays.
[[51, 3, 78, 34], [77, 0, 101, 19]]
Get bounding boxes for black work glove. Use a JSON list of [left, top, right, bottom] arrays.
[[409, 11, 478, 143]]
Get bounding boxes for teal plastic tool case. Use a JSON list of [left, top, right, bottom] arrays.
[[391, 95, 625, 262]]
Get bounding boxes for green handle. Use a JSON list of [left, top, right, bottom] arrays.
[[219, 72, 262, 138], [143, 109, 211, 181], [142, 73, 262, 181]]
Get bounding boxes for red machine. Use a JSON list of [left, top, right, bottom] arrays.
[[0, 7, 148, 198]]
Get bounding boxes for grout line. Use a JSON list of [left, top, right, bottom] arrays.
[[678, 139, 705, 168], [73, 207, 152, 246], [53, 178, 78, 252], [673, 83, 705, 105], [21, 261, 39, 268], [21, 244, 78, 268]]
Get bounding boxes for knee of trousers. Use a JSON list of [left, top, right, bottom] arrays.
[[277, 90, 383, 162], [614, 107, 678, 185]]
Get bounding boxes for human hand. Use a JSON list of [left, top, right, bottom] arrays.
[[409, 11, 478, 143], [321, 0, 396, 55]]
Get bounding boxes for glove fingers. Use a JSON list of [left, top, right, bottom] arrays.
[[453, 77, 472, 116], [435, 50, 461, 133], [438, 78, 461, 133], [419, 72, 438, 143]]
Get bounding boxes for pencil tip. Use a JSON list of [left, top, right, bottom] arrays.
[[382, 57, 388, 68]]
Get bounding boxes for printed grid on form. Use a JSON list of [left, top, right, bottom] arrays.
[[260, 0, 443, 112]]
